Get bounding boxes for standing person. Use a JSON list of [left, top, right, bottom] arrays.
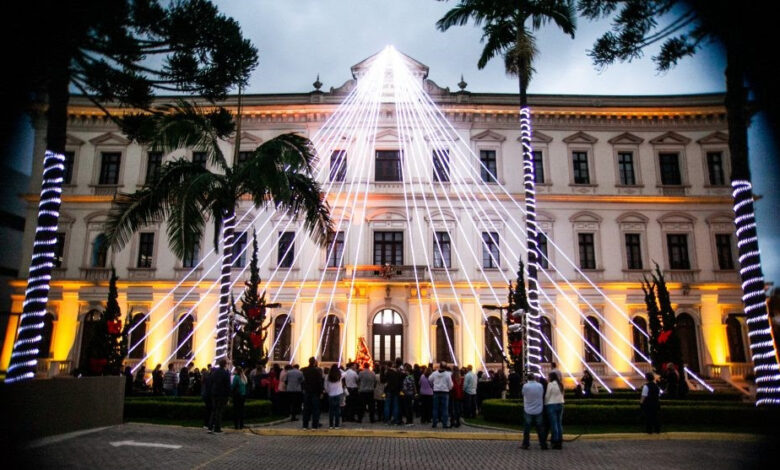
[[342, 362, 360, 422], [163, 363, 178, 396], [507, 367, 521, 399], [640, 372, 661, 434], [285, 364, 304, 421], [301, 357, 324, 430], [358, 363, 377, 423], [418, 367, 433, 424], [208, 359, 231, 434], [382, 359, 403, 425], [550, 362, 563, 384], [521, 374, 548, 450], [123, 366, 133, 397], [152, 364, 163, 395], [201, 367, 212, 429], [231, 366, 247, 430], [401, 364, 416, 426], [278, 364, 289, 418], [544, 372, 565, 449], [429, 362, 453, 428], [178, 365, 189, 396], [581, 370, 594, 398], [324, 366, 345, 429], [191, 368, 202, 396], [373, 364, 386, 423], [463, 365, 478, 418], [450, 367, 464, 427]]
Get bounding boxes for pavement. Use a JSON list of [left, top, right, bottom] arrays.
[[15, 418, 778, 470]]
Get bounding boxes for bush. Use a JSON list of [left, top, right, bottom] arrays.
[[123, 396, 273, 421]]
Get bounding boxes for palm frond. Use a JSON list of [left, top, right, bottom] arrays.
[[478, 19, 516, 69], [165, 171, 219, 259], [275, 173, 334, 247]]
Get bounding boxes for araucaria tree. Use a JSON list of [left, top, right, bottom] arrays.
[[507, 260, 532, 375], [231, 232, 273, 370], [104, 103, 333, 363], [578, 0, 780, 405], [85, 269, 130, 376], [437, 0, 576, 377], [6, 0, 258, 383], [641, 265, 682, 374]]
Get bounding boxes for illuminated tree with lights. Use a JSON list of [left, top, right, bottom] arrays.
[[641, 265, 682, 377], [579, 0, 780, 405], [85, 269, 130, 376], [6, 0, 258, 383], [437, 0, 577, 378], [507, 260, 532, 375]]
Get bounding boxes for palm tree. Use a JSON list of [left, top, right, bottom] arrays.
[[437, 0, 576, 376], [104, 101, 333, 362]]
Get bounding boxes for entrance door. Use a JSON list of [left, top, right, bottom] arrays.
[[372, 309, 403, 363], [676, 313, 700, 372], [78, 309, 103, 371]]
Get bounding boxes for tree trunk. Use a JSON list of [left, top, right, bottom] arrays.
[[5, 65, 69, 383], [214, 208, 236, 363], [724, 40, 780, 406]]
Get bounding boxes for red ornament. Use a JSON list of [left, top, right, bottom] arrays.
[[250, 332, 263, 348], [658, 330, 673, 344], [510, 340, 523, 356], [107, 321, 122, 335], [248, 306, 262, 319]]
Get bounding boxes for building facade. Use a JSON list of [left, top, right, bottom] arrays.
[[0, 53, 751, 387]]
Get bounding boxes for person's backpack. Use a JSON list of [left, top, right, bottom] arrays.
[[402, 375, 415, 396]]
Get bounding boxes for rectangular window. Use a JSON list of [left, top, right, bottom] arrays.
[[182, 241, 200, 268], [624, 233, 643, 270], [433, 231, 451, 268], [432, 149, 450, 182], [330, 150, 347, 182], [538, 234, 549, 269], [278, 232, 295, 268], [659, 152, 682, 185], [232, 232, 248, 268], [617, 151, 636, 185], [572, 151, 590, 184], [715, 233, 735, 270], [667, 234, 691, 269], [137, 232, 154, 268], [578, 233, 596, 269], [192, 152, 208, 168], [375, 150, 402, 182], [532, 150, 545, 184], [63, 151, 75, 184], [707, 151, 726, 186], [327, 231, 345, 267], [479, 149, 497, 183], [98, 152, 121, 185], [482, 232, 500, 268], [53, 232, 66, 268], [237, 151, 253, 165], [373, 231, 403, 265], [145, 152, 163, 185]]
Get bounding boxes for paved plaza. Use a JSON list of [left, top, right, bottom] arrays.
[[17, 422, 778, 470]]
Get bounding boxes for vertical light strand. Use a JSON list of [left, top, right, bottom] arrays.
[[214, 209, 236, 361], [6, 150, 65, 383], [732, 179, 780, 405]]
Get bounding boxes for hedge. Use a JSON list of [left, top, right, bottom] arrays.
[[124, 397, 273, 421], [480, 399, 780, 428]]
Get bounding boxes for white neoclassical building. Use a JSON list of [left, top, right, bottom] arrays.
[[0, 51, 751, 389]]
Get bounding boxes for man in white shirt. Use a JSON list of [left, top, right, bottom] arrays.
[[342, 362, 360, 422], [428, 362, 453, 428], [521, 374, 547, 450], [463, 365, 478, 418]]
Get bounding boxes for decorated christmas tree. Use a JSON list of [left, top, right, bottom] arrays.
[[355, 336, 373, 369], [506, 260, 531, 375], [642, 263, 683, 375], [85, 268, 129, 375], [231, 231, 273, 369]]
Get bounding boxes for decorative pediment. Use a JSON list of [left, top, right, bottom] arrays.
[[649, 131, 691, 145], [697, 131, 729, 145], [89, 132, 129, 146], [531, 130, 553, 144], [569, 211, 602, 223], [705, 212, 734, 224], [352, 49, 428, 79], [616, 212, 649, 224], [424, 129, 458, 143], [374, 128, 403, 143], [228, 131, 263, 146], [471, 130, 506, 142], [424, 210, 456, 222], [658, 212, 696, 224], [65, 134, 85, 146], [562, 131, 598, 144], [608, 132, 644, 145], [366, 208, 409, 222]]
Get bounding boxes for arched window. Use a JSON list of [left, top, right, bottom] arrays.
[[320, 315, 340, 362], [175, 314, 194, 360], [372, 309, 403, 363], [676, 313, 700, 372], [436, 316, 455, 364], [38, 312, 55, 359], [484, 316, 503, 363], [128, 313, 147, 360], [584, 316, 602, 363], [632, 317, 650, 362], [726, 316, 747, 363], [78, 309, 103, 371], [540, 316, 553, 363], [273, 315, 292, 361], [91, 234, 108, 267]]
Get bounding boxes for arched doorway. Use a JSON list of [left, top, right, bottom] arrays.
[[632, 316, 650, 362], [320, 315, 340, 362], [273, 314, 291, 361], [584, 316, 602, 363], [39, 312, 55, 359], [540, 316, 553, 363], [373, 309, 403, 363], [78, 309, 103, 371], [726, 316, 747, 363], [676, 313, 700, 372], [128, 313, 147, 360], [484, 316, 503, 363], [435, 316, 455, 364], [175, 314, 194, 360]]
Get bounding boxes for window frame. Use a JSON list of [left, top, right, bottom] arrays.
[[97, 151, 122, 185], [330, 149, 347, 182], [136, 232, 156, 268], [433, 231, 452, 269], [278, 231, 295, 268], [373, 231, 404, 266], [481, 231, 500, 269], [432, 148, 450, 183], [375, 149, 403, 182]]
